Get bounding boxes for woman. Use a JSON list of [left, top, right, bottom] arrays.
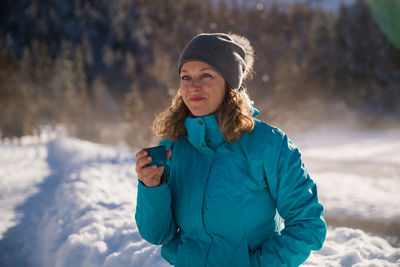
[[135, 33, 326, 267]]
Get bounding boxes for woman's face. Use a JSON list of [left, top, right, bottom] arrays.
[[180, 61, 226, 117]]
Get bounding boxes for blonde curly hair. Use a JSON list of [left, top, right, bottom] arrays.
[[151, 86, 255, 144]]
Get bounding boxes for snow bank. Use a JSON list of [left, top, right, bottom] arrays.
[[305, 227, 400, 267], [0, 141, 49, 239], [34, 137, 169, 267]]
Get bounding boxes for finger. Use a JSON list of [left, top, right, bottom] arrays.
[[155, 166, 164, 177], [138, 166, 157, 181], [135, 156, 152, 172], [139, 166, 160, 182], [135, 150, 148, 160], [141, 174, 162, 187], [166, 150, 172, 159]]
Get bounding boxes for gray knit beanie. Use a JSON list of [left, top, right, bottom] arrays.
[[178, 33, 254, 90]]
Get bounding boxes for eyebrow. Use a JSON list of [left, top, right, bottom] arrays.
[[181, 67, 214, 73]]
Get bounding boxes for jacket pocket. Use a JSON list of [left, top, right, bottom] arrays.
[[161, 235, 179, 266], [161, 234, 194, 267]]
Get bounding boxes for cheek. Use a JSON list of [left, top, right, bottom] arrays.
[[180, 89, 190, 106], [180, 88, 187, 99], [216, 94, 225, 107], [215, 88, 226, 105]]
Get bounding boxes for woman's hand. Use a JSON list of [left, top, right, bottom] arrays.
[[135, 149, 172, 187]]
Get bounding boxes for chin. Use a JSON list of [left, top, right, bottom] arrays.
[[190, 110, 209, 117], [188, 106, 217, 117]]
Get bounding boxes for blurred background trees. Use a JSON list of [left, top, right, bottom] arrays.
[[1, 0, 399, 146]]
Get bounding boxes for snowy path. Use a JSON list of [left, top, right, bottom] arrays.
[[0, 128, 400, 266], [0, 138, 167, 267], [0, 141, 49, 240]]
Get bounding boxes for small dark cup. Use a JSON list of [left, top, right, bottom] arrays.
[[144, 145, 167, 167]]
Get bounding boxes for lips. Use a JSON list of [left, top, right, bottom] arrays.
[[189, 97, 205, 102]]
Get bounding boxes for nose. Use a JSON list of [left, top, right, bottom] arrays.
[[188, 77, 201, 90]]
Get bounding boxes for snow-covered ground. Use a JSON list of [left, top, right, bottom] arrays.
[[296, 126, 400, 242], [0, 126, 399, 266]]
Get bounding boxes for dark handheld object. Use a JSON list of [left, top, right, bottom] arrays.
[[144, 145, 167, 167]]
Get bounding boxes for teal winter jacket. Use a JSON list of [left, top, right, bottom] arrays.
[[135, 113, 326, 267]]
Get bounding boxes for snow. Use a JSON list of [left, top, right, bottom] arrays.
[[298, 126, 400, 164], [296, 126, 400, 241], [306, 227, 400, 267], [0, 126, 399, 266], [0, 140, 49, 239], [312, 172, 399, 225]]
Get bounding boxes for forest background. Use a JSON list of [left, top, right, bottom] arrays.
[[1, 0, 399, 147]]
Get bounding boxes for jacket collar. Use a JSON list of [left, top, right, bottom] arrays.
[[183, 107, 259, 153], [184, 113, 225, 153]]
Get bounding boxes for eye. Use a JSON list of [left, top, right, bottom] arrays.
[[201, 73, 212, 79], [180, 75, 190, 81]]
